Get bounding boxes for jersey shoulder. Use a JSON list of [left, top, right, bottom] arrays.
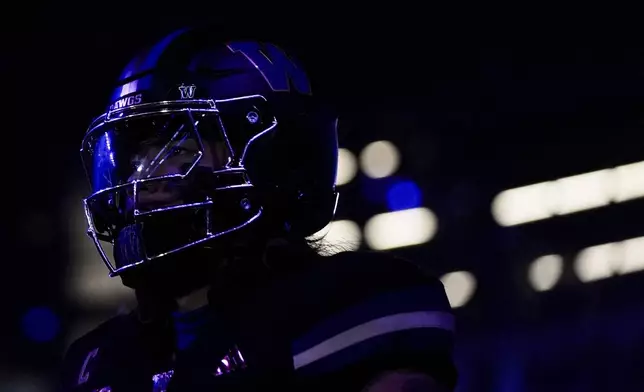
[[60, 314, 131, 390], [285, 251, 456, 389], [60, 312, 172, 391], [288, 250, 453, 330], [310, 250, 448, 298]]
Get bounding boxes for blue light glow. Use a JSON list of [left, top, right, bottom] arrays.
[[386, 180, 422, 211], [360, 177, 393, 205], [22, 306, 60, 343]]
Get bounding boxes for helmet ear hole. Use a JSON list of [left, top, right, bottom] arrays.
[[243, 102, 339, 238]]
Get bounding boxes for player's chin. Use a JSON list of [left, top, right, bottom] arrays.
[[121, 247, 214, 296]]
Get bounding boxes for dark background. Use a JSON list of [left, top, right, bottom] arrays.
[[2, 8, 644, 391]]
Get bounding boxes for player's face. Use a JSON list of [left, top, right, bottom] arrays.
[[126, 139, 228, 210]]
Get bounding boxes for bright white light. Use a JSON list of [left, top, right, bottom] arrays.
[[491, 160, 644, 226], [575, 242, 619, 282], [359, 140, 400, 179], [554, 169, 612, 215], [308, 220, 362, 256], [336, 148, 357, 186], [613, 161, 644, 202], [574, 236, 644, 283], [364, 207, 437, 250], [440, 271, 476, 308], [620, 236, 644, 274], [528, 254, 564, 291], [491, 182, 555, 226], [65, 188, 135, 309]]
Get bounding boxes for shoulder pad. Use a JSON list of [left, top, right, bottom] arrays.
[[287, 251, 452, 334], [286, 251, 455, 387]]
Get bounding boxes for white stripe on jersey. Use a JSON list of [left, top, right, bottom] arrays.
[[293, 311, 454, 370]]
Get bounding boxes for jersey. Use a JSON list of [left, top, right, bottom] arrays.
[[59, 251, 456, 391]]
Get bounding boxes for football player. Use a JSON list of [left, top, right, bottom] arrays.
[[60, 28, 457, 392]]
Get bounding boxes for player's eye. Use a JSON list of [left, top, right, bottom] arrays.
[[170, 146, 192, 156]]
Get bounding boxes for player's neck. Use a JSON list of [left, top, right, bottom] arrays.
[[175, 285, 210, 313]]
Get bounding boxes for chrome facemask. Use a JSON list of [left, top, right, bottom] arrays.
[[80, 95, 276, 276]]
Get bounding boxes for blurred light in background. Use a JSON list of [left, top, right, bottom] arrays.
[[574, 236, 644, 283], [21, 307, 59, 343], [360, 176, 393, 205], [336, 148, 358, 186], [359, 140, 400, 179], [491, 160, 644, 226], [364, 207, 437, 250], [0, 374, 49, 392], [309, 219, 362, 256], [386, 179, 422, 211], [440, 271, 476, 308], [528, 254, 564, 292], [64, 189, 135, 309]]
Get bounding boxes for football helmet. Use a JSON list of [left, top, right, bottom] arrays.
[[80, 28, 339, 280]]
